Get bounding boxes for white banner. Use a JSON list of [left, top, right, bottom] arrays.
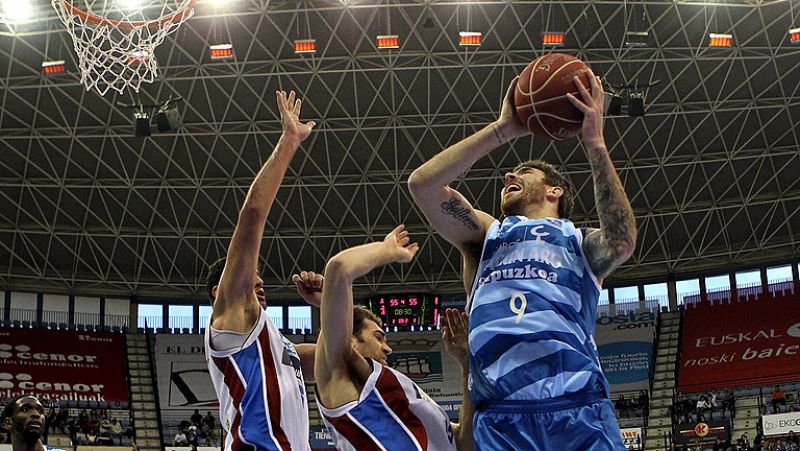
[[620, 427, 643, 450], [153, 335, 218, 432], [595, 309, 656, 394], [762, 411, 800, 436]]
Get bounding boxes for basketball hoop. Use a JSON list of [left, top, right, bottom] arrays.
[[52, 0, 196, 96]]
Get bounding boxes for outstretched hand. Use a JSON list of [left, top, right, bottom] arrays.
[[494, 76, 530, 142], [565, 73, 605, 148], [276, 90, 316, 142], [292, 271, 323, 307], [382, 225, 420, 264], [442, 308, 469, 368]]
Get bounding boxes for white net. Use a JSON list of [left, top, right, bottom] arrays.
[[52, 0, 195, 96]]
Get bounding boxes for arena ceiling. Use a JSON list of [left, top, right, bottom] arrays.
[[0, 0, 799, 300]]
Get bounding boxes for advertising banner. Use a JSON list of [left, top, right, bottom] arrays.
[[386, 331, 465, 420], [595, 310, 656, 393], [762, 412, 800, 436], [675, 420, 731, 444], [0, 327, 128, 404], [153, 335, 218, 431], [679, 296, 800, 392], [620, 427, 643, 450], [309, 426, 336, 449]]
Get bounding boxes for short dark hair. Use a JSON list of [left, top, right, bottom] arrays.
[[3, 394, 32, 420], [513, 159, 575, 219], [206, 258, 227, 303], [352, 305, 382, 338]]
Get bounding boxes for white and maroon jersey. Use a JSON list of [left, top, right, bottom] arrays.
[[318, 359, 456, 451], [205, 308, 310, 451]]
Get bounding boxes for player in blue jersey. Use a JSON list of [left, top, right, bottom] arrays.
[[408, 73, 636, 450], [3, 395, 64, 451]]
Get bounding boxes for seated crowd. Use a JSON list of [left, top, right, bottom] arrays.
[[614, 390, 650, 419], [0, 399, 132, 447], [172, 409, 218, 448], [672, 390, 737, 424], [51, 407, 133, 446]]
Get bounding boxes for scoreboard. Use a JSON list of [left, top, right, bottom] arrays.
[[365, 294, 440, 329]]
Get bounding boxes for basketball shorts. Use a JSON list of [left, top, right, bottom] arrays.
[[473, 391, 626, 451]]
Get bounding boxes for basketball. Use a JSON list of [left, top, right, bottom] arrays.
[[513, 53, 593, 141]]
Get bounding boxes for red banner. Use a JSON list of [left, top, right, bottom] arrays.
[[679, 295, 800, 392], [0, 327, 129, 403]]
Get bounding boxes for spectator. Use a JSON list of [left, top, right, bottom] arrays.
[[739, 433, 750, 450], [616, 394, 630, 418], [202, 411, 215, 431], [788, 431, 800, 447], [173, 430, 188, 446], [709, 392, 718, 420], [723, 390, 736, 418], [190, 409, 202, 426], [696, 396, 710, 422], [753, 432, 763, 451], [773, 386, 786, 414], [186, 424, 199, 448], [0, 417, 10, 444], [639, 390, 650, 418], [712, 438, 725, 451]]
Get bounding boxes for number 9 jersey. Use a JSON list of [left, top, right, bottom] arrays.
[[467, 215, 610, 404]]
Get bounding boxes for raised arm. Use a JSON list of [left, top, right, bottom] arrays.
[[441, 308, 474, 451], [408, 79, 528, 290], [567, 75, 637, 279], [314, 226, 419, 393], [211, 91, 316, 332]]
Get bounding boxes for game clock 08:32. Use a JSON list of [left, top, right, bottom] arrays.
[[365, 294, 440, 329]]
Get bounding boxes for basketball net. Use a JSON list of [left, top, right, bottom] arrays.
[[52, 0, 196, 96]]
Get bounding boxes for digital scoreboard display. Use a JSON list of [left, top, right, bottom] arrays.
[[365, 294, 440, 329]]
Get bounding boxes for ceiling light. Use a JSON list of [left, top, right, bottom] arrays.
[[542, 32, 565, 48], [625, 31, 648, 48], [294, 39, 316, 54], [790, 28, 800, 45], [2, 0, 34, 20], [709, 33, 733, 47], [209, 44, 233, 59], [42, 60, 66, 74], [459, 31, 481, 47], [377, 35, 399, 49]]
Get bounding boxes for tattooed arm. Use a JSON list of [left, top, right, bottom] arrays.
[[567, 75, 637, 279], [408, 79, 528, 291]]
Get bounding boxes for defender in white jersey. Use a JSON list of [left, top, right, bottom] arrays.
[[409, 74, 637, 450], [204, 90, 317, 451], [307, 225, 474, 451]]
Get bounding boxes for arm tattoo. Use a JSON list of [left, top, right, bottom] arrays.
[[584, 146, 637, 278], [441, 198, 480, 231]]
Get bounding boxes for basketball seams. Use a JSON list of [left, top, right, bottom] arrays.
[[532, 58, 583, 96]]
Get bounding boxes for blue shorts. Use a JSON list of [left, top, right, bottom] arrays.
[[474, 391, 626, 451]]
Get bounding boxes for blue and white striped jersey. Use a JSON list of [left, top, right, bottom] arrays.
[[467, 216, 609, 403]]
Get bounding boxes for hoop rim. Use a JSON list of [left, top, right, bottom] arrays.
[[59, 0, 196, 30]]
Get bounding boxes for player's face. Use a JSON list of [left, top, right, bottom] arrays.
[[500, 167, 548, 216], [352, 321, 392, 366], [11, 396, 45, 443]]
